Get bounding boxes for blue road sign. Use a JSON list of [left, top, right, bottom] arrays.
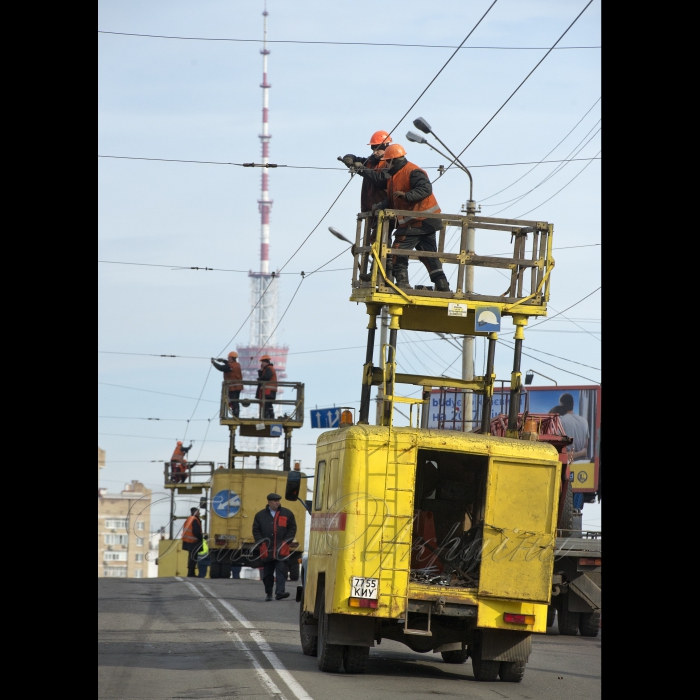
[[475, 305, 501, 332], [310, 408, 341, 429], [212, 490, 241, 518]]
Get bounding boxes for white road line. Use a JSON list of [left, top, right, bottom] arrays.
[[184, 581, 288, 700], [198, 582, 314, 700]]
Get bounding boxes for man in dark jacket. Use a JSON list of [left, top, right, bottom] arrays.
[[252, 493, 297, 601], [256, 355, 277, 420]]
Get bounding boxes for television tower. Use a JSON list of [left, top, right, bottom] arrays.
[[237, 2, 288, 464]]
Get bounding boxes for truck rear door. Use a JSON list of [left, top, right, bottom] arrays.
[[478, 458, 558, 603]]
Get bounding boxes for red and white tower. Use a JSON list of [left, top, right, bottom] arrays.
[[237, 3, 288, 464]]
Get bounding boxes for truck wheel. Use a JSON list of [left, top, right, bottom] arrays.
[[343, 645, 369, 674], [441, 649, 468, 664], [578, 612, 600, 637], [289, 556, 301, 582], [499, 661, 526, 683], [317, 592, 344, 672], [559, 483, 574, 536], [556, 598, 580, 636], [472, 657, 500, 681], [220, 562, 232, 579], [299, 594, 318, 657], [209, 561, 221, 579], [546, 604, 556, 628]]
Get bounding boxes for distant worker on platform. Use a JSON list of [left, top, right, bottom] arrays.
[[170, 440, 192, 484], [182, 507, 203, 578], [371, 144, 450, 292], [252, 493, 297, 601], [211, 352, 243, 417], [256, 355, 277, 420]]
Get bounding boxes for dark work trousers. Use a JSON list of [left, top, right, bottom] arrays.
[[228, 389, 241, 417], [391, 223, 447, 280], [262, 559, 288, 596], [184, 542, 199, 577], [263, 396, 276, 420]]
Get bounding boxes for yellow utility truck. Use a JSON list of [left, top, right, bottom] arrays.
[[286, 203, 570, 680]]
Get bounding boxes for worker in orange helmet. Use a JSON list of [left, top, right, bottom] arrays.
[[211, 351, 243, 417], [340, 130, 393, 214], [171, 440, 192, 484], [372, 143, 450, 292], [256, 355, 277, 420]]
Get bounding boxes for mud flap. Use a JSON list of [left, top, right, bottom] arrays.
[[568, 573, 601, 612], [479, 630, 531, 663], [327, 614, 375, 647]]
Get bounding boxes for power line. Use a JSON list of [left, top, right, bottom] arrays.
[[98, 432, 229, 443], [480, 97, 601, 202], [441, 0, 596, 177], [97, 30, 600, 50], [388, 0, 499, 135], [98, 382, 218, 403], [98, 415, 211, 421], [524, 287, 601, 333], [98, 153, 599, 170]]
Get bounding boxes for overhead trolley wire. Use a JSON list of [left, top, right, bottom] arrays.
[[97, 30, 600, 50], [438, 0, 596, 180]]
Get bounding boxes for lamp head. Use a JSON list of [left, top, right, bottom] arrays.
[[413, 116, 432, 134], [406, 130, 427, 144]]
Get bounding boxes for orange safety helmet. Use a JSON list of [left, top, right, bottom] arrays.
[[177, 440, 183, 445], [227, 351, 238, 358], [381, 144, 407, 160], [368, 130, 393, 146], [260, 354, 271, 361]]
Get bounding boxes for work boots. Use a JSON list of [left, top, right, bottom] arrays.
[[434, 277, 451, 292], [393, 268, 412, 289]]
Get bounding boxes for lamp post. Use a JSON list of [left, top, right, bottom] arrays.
[[407, 117, 478, 430], [524, 369, 558, 386]]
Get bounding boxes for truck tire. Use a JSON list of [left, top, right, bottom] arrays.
[[559, 483, 574, 536], [289, 556, 301, 582], [578, 612, 600, 637], [499, 661, 526, 683], [317, 592, 344, 672], [556, 597, 580, 636], [220, 562, 232, 579], [441, 649, 468, 664], [546, 604, 556, 628], [209, 561, 221, 579], [343, 645, 369, 674], [472, 657, 500, 681], [299, 593, 318, 657]]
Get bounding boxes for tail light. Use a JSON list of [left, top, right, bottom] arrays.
[[579, 558, 601, 566], [349, 598, 378, 609], [503, 613, 535, 625]]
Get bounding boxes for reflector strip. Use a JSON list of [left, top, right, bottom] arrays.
[[503, 613, 535, 625], [349, 597, 378, 609]]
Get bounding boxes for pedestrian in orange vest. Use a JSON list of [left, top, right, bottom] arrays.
[[211, 351, 244, 417], [182, 507, 203, 578]]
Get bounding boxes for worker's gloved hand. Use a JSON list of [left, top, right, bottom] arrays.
[[342, 154, 355, 167], [393, 190, 406, 199], [371, 202, 384, 213]]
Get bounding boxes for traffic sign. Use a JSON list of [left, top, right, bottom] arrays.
[[212, 490, 241, 518], [310, 408, 341, 429]]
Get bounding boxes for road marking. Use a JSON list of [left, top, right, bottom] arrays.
[[198, 581, 314, 700], [183, 580, 288, 700]]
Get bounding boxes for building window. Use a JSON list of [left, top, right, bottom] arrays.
[[104, 534, 129, 545], [136, 537, 144, 547], [104, 551, 127, 562], [105, 519, 128, 529], [135, 554, 144, 563], [136, 521, 145, 531], [103, 567, 127, 578], [135, 569, 143, 578]]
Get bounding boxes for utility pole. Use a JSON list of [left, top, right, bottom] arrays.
[[462, 199, 477, 431], [375, 306, 389, 425]]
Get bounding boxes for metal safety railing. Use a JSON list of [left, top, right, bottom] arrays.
[[219, 379, 304, 425], [163, 460, 214, 488], [351, 210, 554, 307]]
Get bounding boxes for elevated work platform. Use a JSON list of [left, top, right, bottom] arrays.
[[350, 209, 554, 328], [219, 379, 304, 429]]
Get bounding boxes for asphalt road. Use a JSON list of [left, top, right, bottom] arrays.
[[98, 577, 601, 700]]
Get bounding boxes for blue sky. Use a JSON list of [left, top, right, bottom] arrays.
[[98, 0, 601, 531]]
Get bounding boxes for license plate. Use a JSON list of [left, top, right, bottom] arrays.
[[351, 577, 379, 599]]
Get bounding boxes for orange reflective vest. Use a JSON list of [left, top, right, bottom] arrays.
[[387, 161, 441, 228], [224, 360, 243, 391], [257, 364, 278, 397], [182, 515, 200, 543]]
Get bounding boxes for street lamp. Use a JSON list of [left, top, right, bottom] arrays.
[[524, 369, 558, 386]]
